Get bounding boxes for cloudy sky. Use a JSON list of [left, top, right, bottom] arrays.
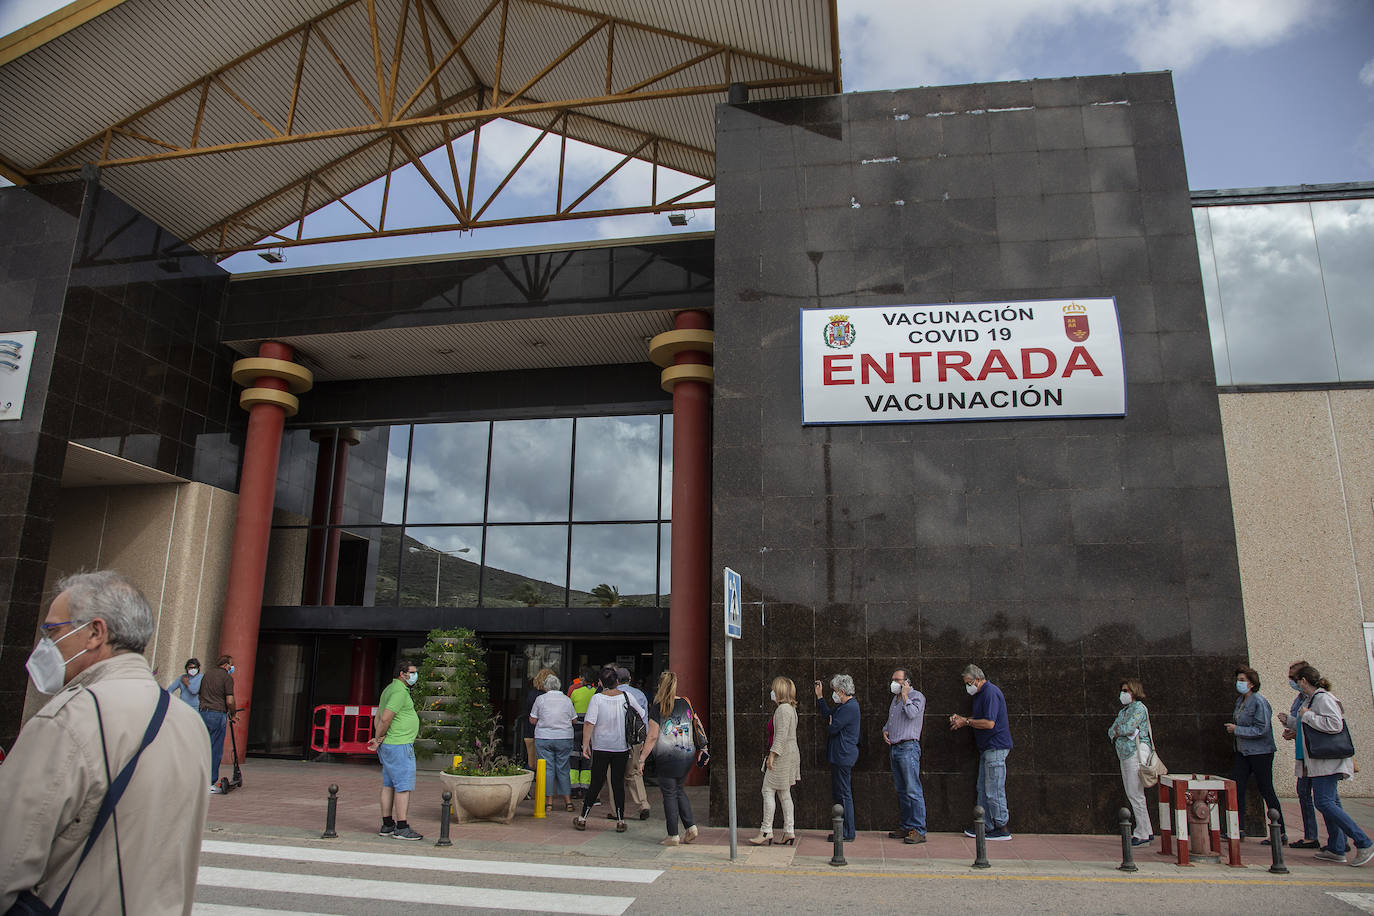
[[2, 0, 1370, 271]]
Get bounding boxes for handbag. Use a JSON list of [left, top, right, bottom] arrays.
[[1302, 691, 1357, 759], [623, 694, 647, 747], [1135, 708, 1167, 788], [6, 688, 169, 916], [684, 697, 710, 767]]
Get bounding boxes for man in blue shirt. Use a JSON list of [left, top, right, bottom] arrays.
[[883, 666, 927, 844], [815, 673, 860, 842], [950, 663, 1013, 840]]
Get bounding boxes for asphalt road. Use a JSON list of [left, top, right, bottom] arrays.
[[192, 832, 1374, 916]]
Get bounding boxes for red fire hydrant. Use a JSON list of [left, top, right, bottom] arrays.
[[1186, 789, 1218, 860]]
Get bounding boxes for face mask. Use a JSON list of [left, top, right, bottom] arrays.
[[1119, 691, 1132, 706], [406, 672, 418, 686], [228, 665, 236, 675], [965, 682, 977, 696], [26, 622, 91, 694], [1290, 679, 1300, 691], [890, 681, 902, 695], [769, 690, 777, 702], [831, 692, 841, 704], [1236, 681, 1249, 695], [187, 668, 199, 677]]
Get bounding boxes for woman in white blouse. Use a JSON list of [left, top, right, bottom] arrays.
[[575, 667, 646, 833]]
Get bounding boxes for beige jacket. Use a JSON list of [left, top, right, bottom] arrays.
[[0, 653, 212, 915], [763, 702, 801, 790]]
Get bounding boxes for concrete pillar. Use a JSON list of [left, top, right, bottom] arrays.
[[218, 342, 312, 762]]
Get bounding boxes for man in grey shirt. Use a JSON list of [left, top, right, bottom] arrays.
[[882, 666, 927, 843]]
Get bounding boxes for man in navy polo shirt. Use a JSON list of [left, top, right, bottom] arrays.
[[950, 663, 1014, 840]]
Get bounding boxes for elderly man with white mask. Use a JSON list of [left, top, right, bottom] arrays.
[[0, 571, 211, 915]]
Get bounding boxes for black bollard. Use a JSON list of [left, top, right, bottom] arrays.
[[1267, 808, 1289, 874], [829, 804, 847, 867], [321, 784, 338, 839], [1118, 807, 1138, 872], [436, 790, 453, 847], [971, 805, 990, 869]]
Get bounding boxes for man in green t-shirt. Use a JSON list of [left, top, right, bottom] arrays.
[[366, 660, 422, 839]]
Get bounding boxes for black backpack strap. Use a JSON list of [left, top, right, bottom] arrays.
[[48, 687, 169, 915]]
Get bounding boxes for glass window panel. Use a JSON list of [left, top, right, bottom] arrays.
[[569, 524, 659, 604], [658, 524, 671, 606], [279, 526, 401, 607], [398, 526, 481, 607], [1311, 199, 1374, 382], [487, 419, 572, 522], [339, 426, 407, 525], [1193, 209, 1232, 385], [660, 414, 673, 520], [483, 525, 568, 606], [405, 422, 489, 524], [572, 415, 660, 520], [1208, 202, 1337, 384], [271, 429, 318, 524]]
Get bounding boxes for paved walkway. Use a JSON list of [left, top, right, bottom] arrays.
[[205, 758, 1374, 879]]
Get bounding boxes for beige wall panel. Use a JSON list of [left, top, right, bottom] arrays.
[[264, 527, 307, 606], [1221, 390, 1373, 796], [1329, 390, 1374, 622]]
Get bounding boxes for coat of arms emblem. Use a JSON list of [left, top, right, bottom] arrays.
[[823, 314, 856, 349], [1063, 303, 1089, 342]]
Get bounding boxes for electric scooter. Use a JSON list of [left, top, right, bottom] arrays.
[[218, 704, 246, 793]]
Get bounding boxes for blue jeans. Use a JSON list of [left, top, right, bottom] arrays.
[[377, 742, 416, 793], [535, 737, 573, 796], [1310, 774, 1371, 855], [658, 772, 696, 838], [977, 748, 1010, 828], [890, 740, 927, 833], [200, 709, 227, 783], [830, 764, 855, 840], [1296, 773, 1318, 841]]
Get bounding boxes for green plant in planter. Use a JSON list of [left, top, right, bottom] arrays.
[[413, 627, 489, 761], [443, 715, 526, 777]]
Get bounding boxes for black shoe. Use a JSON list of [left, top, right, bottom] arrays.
[[1131, 836, 1154, 847], [639, 808, 651, 820], [1290, 838, 1321, 849], [391, 825, 423, 841], [1260, 834, 1287, 847], [378, 822, 395, 836], [888, 827, 907, 838]]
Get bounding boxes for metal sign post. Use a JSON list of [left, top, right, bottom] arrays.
[[724, 566, 742, 860]]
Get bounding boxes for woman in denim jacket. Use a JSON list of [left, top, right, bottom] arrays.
[[1226, 665, 1285, 843]]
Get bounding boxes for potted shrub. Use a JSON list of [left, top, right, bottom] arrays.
[[412, 628, 487, 763], [439, 716, 535, 824]]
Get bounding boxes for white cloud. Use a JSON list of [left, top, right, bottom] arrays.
[[839, 0, 1328, 89], [1360, 57, 1374, 88]]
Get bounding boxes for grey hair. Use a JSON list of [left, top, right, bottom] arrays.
[[830, 673, 855, 696], [543, 675, 562, 691], [962, 664, 986, 681], [57, 571, 154, 653]]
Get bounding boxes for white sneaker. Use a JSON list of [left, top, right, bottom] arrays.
[[1351, 845, 1374, 867], [683, 825, 699, 844], [658, 835, 680, 846], [209, 784, 225, 795], [1315, 849, 1347, 862]]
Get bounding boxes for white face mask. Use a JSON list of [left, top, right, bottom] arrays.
[[26, 622, 91, 694], [1119, 691, 1131, 706], [405, 672, 418, 686], [831, 692, 841, 704], [890, 681, 902, 695], [964, 682, 977, 696], [769, 689, 777, 702], [187, 668, 199, 677]]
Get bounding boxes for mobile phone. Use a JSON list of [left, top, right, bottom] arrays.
[[697, 748, 711, 767]]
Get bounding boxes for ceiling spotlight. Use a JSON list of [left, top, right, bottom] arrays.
[[667, 211, 690, 227], [258, 247, 285, 263]]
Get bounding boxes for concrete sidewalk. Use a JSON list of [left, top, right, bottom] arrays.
[[204, 758, 1374, 881]]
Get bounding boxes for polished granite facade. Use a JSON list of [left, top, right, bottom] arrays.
[[710, 74, 1248, 834], [0, 179, 238, 748]]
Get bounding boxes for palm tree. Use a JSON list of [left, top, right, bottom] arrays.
[[590, 583, 621, 607]]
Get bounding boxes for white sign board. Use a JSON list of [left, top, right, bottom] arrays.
[[0, 331, 37, 421], [800, 300, 1125, 425], [724, 567, 742, 639]]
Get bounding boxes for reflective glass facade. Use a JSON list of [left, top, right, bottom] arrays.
[[270, 414, 672, 608], [1195, 196, 1374, 386]]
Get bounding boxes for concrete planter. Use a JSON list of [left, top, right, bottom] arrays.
[[438, 769, 535, 824]]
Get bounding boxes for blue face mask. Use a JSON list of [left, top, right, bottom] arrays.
[[228, 665, 236, 675], [1290, 679, 1300, 691], [1236, 680, 1249, 695]]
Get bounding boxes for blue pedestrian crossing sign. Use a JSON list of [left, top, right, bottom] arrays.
[[724, 567, 742, 639]]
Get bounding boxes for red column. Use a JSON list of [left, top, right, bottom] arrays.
[[219, 341, 312, 763], [303, 429, 357, 605], [650, 311, 714, 785], [347, 637, 378, 705]]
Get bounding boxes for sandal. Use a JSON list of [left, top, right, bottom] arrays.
[[565, 803, 576, 812]]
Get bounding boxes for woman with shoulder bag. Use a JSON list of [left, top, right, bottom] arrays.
[[1107, 678, 1154, 846], [1293, 664, 1374, 866], [1225, 665, 1286, 844], [750, 676, 801, 846], [639, 671, 705, 846]]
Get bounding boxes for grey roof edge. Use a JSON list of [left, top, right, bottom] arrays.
[[1191, 181, 1374, 206]]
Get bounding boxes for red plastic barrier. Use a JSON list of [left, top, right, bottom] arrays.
[[310, 704, 377, 754]]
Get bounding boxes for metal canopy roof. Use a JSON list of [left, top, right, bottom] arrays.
[[0, 0, 840, 259]]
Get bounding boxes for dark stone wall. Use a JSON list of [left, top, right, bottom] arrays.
[[709, 74, 1246, 834], [0, 180, 237, 748]]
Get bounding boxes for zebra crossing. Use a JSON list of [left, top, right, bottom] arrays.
[[194, 839, 663, 915]]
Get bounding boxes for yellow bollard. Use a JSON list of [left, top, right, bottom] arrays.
[[534, 757, 546, 818], [452, 754, 462, 768]]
